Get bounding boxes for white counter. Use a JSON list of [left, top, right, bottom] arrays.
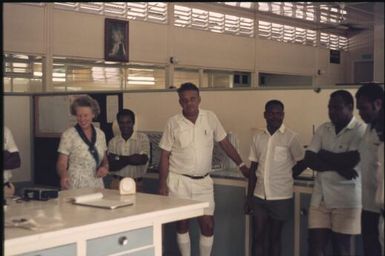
[[4, 188, 208, 256]]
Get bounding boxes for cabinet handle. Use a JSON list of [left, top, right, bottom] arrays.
[[300, 209, 308, 216], [118, 236, 128, 246]]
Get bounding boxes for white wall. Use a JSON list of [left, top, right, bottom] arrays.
[[123, 88, 359, 163], [3, 4, 45, 54], [4, 96, 32, 182], [3, 3, 370, 86]]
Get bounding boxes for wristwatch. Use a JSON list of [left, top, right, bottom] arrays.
[[114, 155, 120, 161]]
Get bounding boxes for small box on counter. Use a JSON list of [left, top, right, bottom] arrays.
[[23, 187, 59, 201]]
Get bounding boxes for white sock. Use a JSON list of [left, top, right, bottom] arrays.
[[177, 232, 191, 256], [199, 234, 214, 256]]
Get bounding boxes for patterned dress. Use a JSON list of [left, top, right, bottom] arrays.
[[58, 126, 107, 189]]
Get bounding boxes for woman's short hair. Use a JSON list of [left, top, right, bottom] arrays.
[[70, 95, 100, 117]]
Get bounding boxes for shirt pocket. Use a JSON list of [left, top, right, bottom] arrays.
[[274, 146, 288, 162], [199, 125, 214, 148], [175, 128, 193, 149]]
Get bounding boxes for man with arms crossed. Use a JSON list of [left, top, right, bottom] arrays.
[[245, 99, 305, 256], [158, 82, 249, 256], [108, 109, 150, 192], [305, 90, 366, 256]]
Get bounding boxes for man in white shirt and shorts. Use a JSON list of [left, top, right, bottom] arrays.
[[245, 99, 305, 256], [305, 90, 366, 256], [158, 82, 249, 256]]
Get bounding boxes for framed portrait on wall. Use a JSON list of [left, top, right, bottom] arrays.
[[104, 18, 129, 62]]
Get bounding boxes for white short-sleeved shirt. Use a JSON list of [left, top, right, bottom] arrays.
[[4, 127, 18, 154], [308, 117, 366, 209], [375, 142, 384, 211], [248, 125, 305, 200], [360, 125, 382, 212], [159, 109, 227, 176], [108, 132, 150, 179], [4, 126, 19, 182], [57, 126, 107, 189]]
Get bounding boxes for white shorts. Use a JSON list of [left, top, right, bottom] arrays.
[[308, 201, 361, 235], [167, 172, 215, 215]]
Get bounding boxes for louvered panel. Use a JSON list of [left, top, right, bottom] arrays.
[[104, 2, 126, 17]]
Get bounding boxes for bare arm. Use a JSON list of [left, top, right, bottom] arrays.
[[304, 150, 358, 179], [57, 153, 70, 190], [158, 149, 171, 195], [304, 150, 335, 171], [218, 137, 249, 177], [3, 150, 21, 170], [96, 152, 109, 178], [108, 153, 149, 172], [245, 162, 258, 214], [317, 150, 360, 170], [292, 160, 308, 178]]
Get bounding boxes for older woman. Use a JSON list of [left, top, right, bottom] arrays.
[[57, 95, 109, 189]]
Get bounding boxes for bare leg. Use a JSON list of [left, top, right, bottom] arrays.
[[331, 232, 355, 256], [308, 228, 331, 256]]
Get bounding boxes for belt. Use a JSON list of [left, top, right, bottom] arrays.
[[181, 173, 209, 179], [110, 174, 143, 182]]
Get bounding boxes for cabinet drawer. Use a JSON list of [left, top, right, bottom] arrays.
[[20, 243, 76, 256], [87, 226, 153, 256]]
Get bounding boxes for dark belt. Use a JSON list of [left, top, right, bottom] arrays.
[[181, 173, 209, 179], [110, 174, 143, 182]]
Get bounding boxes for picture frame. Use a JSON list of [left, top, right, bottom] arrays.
[[104, 18, 129, 62]]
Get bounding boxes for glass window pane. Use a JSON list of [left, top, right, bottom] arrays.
[[126, 66, 165, 89], [204, 70, 233, 88], [3, 53, 43, 92], [174, 68, 199, 88], [52, 58, 122, 91]]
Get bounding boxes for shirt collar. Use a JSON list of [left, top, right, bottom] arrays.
[[117, 131, 138, 141], [326, 116, 357, 135], [264, 124, 286, 135], [178, 108, 205, 124]]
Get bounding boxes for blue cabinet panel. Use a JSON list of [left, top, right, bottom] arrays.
[[87, 227, 153, 256], [20, 243, 76, 256]]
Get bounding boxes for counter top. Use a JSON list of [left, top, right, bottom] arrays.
[[210, 168, 246, 180], [4, 188, 208, 255]]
